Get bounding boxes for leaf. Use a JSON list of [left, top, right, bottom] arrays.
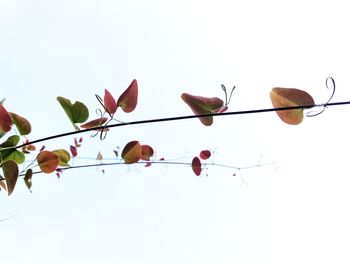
[[37, 151, 59, 173], [140, 145, 154, 161], [9, 112, 31, 135], [0, 104, 13, 133], [80, 117, 108, 129], [0, 135, 25, 164], [199, 150, 211, 160], [191, 157, 202, 176], [96, 151, 103, 161], [181, 93, 224, 126], [2, 160, 19, 195], [52, 149, 70, 166], [270, 88, 315, 125], [57, 96, 89, 129], [117, 79, 138, 113], [104, 89, 118, 115], [70, 145, 78, 157], [24, 168, 33, 192], [121, 141, 142, 164]]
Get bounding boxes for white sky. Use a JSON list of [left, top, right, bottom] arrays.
[[1, 0, 350, 262]]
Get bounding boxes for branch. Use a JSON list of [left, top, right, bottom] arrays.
[[15, 101, 350, 149]]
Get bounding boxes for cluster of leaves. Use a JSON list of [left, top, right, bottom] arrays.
[[0, 78, 316, 195]]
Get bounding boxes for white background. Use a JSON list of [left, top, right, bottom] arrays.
[[1, 0, 350, 262]]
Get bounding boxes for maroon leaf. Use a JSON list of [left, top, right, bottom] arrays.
[[0, 104, 13, 132], [80, 117, 108, 129], [191, 156, 202, 176], [70, 145, 78, 157]]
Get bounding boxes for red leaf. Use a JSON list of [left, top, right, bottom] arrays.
[[181, 93, 224, 126], [0, 104, 13, 132], [104, 89, 118, 115], [140, 145, 154, 161], [191, 156, 202, 176], [199, 150, 211, 160], [37, 151, 59, 174], [70, 145, 78, 157], [80, 117, 108, 129], [117, 79, 138, 113], [121, 141, 142, 164]]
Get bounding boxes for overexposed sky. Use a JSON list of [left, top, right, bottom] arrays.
[[1, 1, 350, 262]]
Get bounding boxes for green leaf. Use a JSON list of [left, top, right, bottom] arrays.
[[2, 160, 19, 195], [52, 149, 70, 166], [57, 96, 89, 129], [0, 135, 25, 164], [9, 112, 31, 135]]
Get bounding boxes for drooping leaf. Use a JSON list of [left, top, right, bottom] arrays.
[[24, 168, 33, 192], [57, 96, 89, 129], [191, 156, 202, 176], [104, 89, 118, 115], [117, 79, 138, 113], [9, 112, 31, 135], [52, 149, 70, 166], [70, 145, 78, 157], [80, 117, 108, 129], [181, 93, 224, 126], [0, 135, 25, 164], [270, 88, 315, 125], [121, 141, 142, 164], [0, 104, 13, 133], [2, 160, 19, 195], [37, 151, 59, 173], [199, 150, 211, 160], [140, 145, 154, 161]]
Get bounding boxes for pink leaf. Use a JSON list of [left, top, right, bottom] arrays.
[[104, 89, 118, 115], [181, 93, 224, 126], [117, 79, 138, 113], [199, 150, 211, 160]]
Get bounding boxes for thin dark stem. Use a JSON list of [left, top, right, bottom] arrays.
[[16, 160, 267, 178], [15, 101, 350, 149]]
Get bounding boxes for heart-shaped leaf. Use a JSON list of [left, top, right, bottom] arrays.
[[0, 104, 13, 133], [121, 141, 142, 164], [181, 93, 224, 126], [191, 156, 202, 176], [199, 150, 211, 160], [104, 89, 118, 115], [117, 79, 138, 113], [270, 88, 315, 125], [52, 149, 70, 166], [9, 112, 31, 135], [57, 96, 89, 129], [140, 145, 154, 161], [37, 151, 59, 173], [2, 160, 19, 195], [80, 117, 108, 129], [0, 135, 25, 164]]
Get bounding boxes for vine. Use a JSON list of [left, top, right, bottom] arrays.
[[0, 77, 349, 196]]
